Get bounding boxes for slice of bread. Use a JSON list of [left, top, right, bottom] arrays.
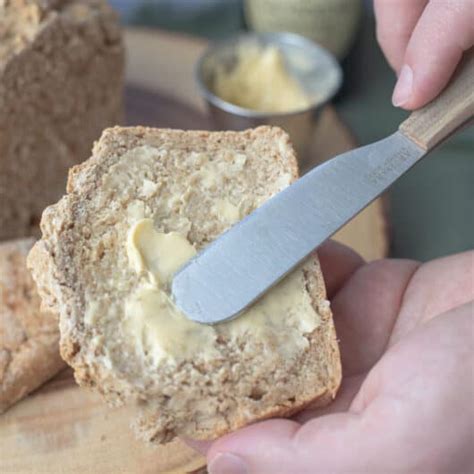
[[28, 126, 341, 443], [0, 0, 124, 240], [0, 238, 65, 414]]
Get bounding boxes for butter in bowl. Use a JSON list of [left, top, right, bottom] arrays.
[[196, 32, 342, 165]]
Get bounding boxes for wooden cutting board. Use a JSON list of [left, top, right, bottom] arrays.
[[0, 29, 388, 474], [0, 369, 205, 474]]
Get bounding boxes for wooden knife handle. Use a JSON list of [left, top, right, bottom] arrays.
[[399, 50, 474, 151]]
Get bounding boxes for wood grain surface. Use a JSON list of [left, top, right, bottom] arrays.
[[0, 28, 388, 474], [0, 369, 205, 474]]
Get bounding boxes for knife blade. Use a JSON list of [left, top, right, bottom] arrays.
[[172, 51, 473, 325]]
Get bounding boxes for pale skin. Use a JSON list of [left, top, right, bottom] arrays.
[[187, 2, 474, 472], [374, 0, 474, 109]]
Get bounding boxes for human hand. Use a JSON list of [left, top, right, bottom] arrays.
[[374, 0, 474, 109], [189, 241, 474, 473]]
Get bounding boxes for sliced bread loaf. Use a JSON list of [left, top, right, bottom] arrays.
[[28, 126, 341, 443], [0, 0, 124, 240], [0, 238, 65, 413]]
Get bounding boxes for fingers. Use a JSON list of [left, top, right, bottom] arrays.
[[206, 415, 362, 474], [316, 240, 365, 299], [331, 259, 420, 376], [390, 250, 474, 344], [374, 0, 428, 72], [355, 300, 474, 408], [392, 0, 474, 109]]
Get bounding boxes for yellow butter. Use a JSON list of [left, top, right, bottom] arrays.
[[124, 218, 321, 363], [125, 285, 217, 361], [127, 219, 196, 284], [213, 199, 241, 224], [214, 45, 310, 113]]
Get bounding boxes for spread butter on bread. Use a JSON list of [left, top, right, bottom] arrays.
[[28, 126, 341, 443]]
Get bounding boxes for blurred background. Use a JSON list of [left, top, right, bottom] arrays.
[[112, 0, 473, 262]]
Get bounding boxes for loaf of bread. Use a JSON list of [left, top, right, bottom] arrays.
[[0, 0, 124, 240], [0, 238, 65, 414], [28, 126, 341, 443]]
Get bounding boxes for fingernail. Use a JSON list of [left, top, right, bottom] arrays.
[[208, 452, 248, 474], [392, 64, 413, 106]]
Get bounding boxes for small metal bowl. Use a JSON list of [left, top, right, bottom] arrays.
[[195, 32, 342, 163]]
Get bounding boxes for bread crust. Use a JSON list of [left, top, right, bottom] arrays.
[[0, 0, 124, 240], [0, 238, 65, 414], [28, 126, 341, 442]]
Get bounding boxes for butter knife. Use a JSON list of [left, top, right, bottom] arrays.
[[172, 52, 474, 324]]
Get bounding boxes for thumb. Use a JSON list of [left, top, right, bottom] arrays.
[[392, 0, 474, 110], [206, 414, 362, 474]]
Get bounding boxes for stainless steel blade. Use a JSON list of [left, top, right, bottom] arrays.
[[172, 131, 425, 324]]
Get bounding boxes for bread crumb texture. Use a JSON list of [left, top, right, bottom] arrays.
[[0, 0, 124, 240], [28, 126, 341, 443]]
